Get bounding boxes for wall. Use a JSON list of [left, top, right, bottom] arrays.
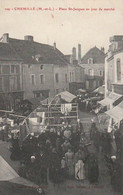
[[53, 65, 69, 95], [22, 63, 86, 99], [0, 61, 23, 109], [80, 63, 104, 77], [22, 64, 54, 99], [106, 58, 115, 92], [80, 63, 104, 91], [114, 51, 123, 83], [0, 61, 22, 92]]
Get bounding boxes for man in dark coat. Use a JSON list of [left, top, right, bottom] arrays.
[[87, 154, 99, 184]]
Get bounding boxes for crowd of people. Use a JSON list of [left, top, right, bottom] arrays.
[[90, 121, 123, 192], [1, 111, 123, 193], [10, 120, 100, 186]]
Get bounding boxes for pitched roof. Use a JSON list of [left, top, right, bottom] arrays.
[[0, 35, 68, 65], [81, 46, 105, 64], [0, 42, 22, 61]]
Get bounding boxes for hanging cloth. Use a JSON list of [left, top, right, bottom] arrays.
[[37, 112, 45, 125], [61, 104, 72, 115]]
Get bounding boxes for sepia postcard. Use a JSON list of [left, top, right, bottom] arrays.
[[0, 0, 123, 194]]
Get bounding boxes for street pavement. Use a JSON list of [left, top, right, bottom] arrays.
[[0, 111, 120, 195]]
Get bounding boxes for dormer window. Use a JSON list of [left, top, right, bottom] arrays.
[[35, 54, 43, 62], [88, 58, 93, 64]]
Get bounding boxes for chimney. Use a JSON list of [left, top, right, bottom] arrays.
[[2, 33, 9, 43], [101, 47, 105, 53], [24, 35, 33, 41], [78, 44, 81, 63], [72, 47, 76, 61], [54, 42, 56, 50]]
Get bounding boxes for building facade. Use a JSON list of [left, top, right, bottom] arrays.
[[105, 35, 123, 97], [0, 33, 85, 103], [99, 35, 123, 113], [80, 46, 105, 91], [0, 34, 23, 110]]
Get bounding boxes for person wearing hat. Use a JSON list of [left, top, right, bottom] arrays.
[[26, 155, 37, 182]]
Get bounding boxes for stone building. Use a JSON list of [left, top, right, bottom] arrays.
[[80, 46, 105, 91], [105, 35, 123, 96], [0, 33, 85, 103], [99, 35, 123, 112]]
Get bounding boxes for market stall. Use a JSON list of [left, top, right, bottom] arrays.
[[21, 91, 78, 134]]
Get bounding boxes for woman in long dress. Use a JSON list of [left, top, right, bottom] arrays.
[[75, 160, 85, 180]]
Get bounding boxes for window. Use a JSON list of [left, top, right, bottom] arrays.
[[11, 65, 17, 74], [117, 59, 121, 81], [69, 72, 72, 82], [0, 77, 3, 91], [88, 58, 93, 64], [40, 65, 43, 70], [72, 72, 75, 81], [103, 71, 104, 77], [100, 70, 102, 76], [9, 76, 17, 91], [55, 73, 59, 83], [0, 65, 2, 74], [65, 74, 67, 83], [31, 74, 35, 85], [40, 75, 44, 84], [88, 69, 94, 76]]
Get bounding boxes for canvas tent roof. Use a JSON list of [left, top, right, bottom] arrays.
[[0, 156, 19, 181], [0, 156, 38, 188], [106, 101, 123, 122], [98, 92, 122, 107], [56, 91, 76, 103]]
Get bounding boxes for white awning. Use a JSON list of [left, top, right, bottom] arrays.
[[106, 101, 123, 122], [0, 155, 38, 188], [0, 156, 19, 181], [99, 92, 122, 107], [57, 91, 76, 103]]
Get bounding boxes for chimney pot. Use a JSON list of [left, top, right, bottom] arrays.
[[78, 44, 81, 63], [72, 47, 76, 61], [2, 33, 9, 43], [24, 35, 33, 41], [54, 42, 56, 50]]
